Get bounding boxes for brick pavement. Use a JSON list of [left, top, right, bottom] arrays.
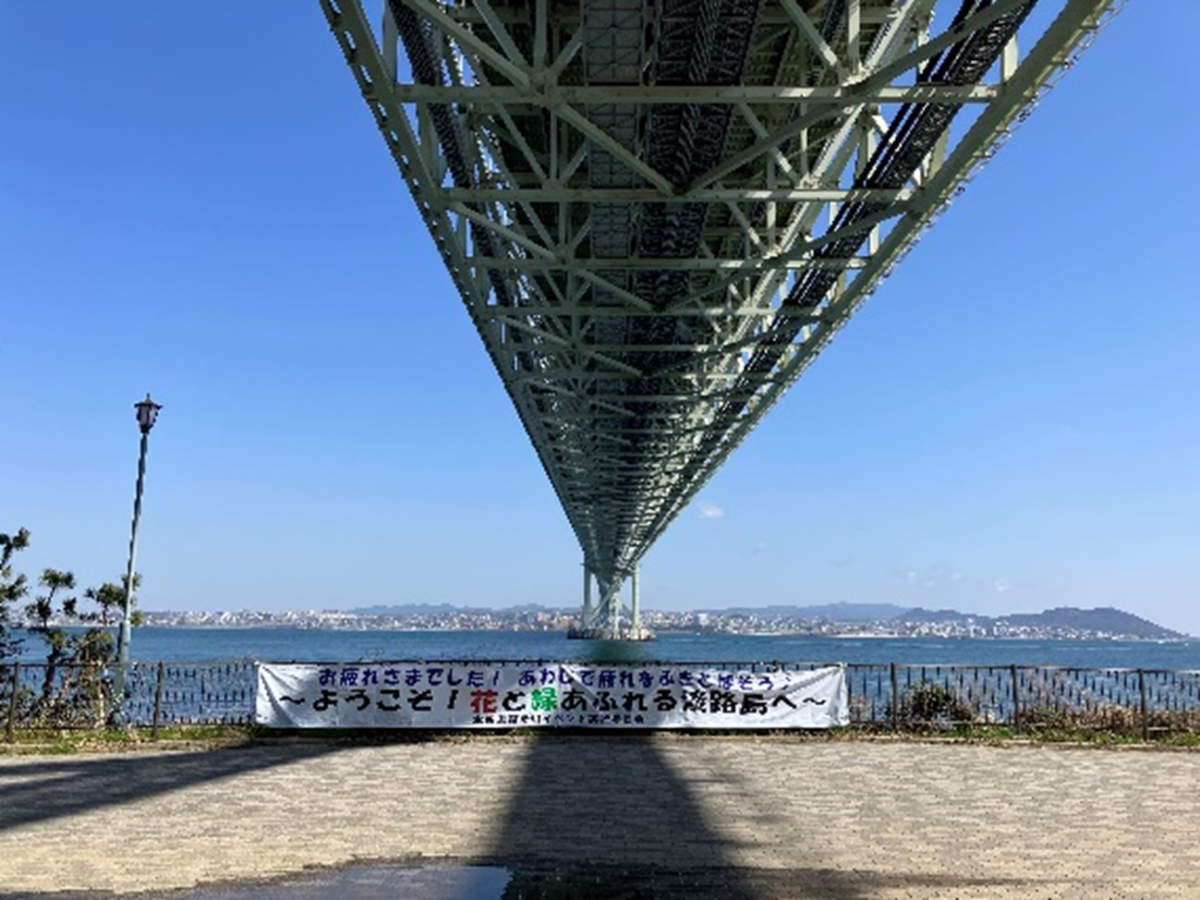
[[0, 736, 1197, 898]]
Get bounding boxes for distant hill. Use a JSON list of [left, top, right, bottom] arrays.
[[894, 605, 1184, 639], [684, 603, 1184, 638], [1001, 607, 1184, 640]]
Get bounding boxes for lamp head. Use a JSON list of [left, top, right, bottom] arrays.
[[135, 393, 162, 434]]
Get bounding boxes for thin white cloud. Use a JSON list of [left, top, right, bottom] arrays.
[[698, 501, 725, 520], [993, 578, 1012, 594], [897, 566, 967, 591]]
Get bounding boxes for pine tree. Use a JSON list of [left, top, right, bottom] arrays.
[[0, 528, 31, 662]]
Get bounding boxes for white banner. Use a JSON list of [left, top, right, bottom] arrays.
[[255, 661, 847, 729]]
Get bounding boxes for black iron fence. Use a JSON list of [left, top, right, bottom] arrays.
[[1, 660, 255, 735], [842, 662, 1200, 739], [3, 659, 1199, 737]]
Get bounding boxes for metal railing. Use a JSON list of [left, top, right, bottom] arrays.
[[841, 662, 1200, 739], [2, 660, 255, 736], [3, 660, 1199, 737]]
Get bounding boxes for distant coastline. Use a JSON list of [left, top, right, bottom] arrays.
[[31, 602, 1184, 643]]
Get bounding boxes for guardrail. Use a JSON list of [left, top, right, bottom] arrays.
[[3, 660, 1199, 737]]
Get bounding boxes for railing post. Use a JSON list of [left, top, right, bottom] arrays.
[[151, 661, 165, 738], [6, 662, 20, 742], [1010, 664, 1021, 734], [1138, 668, 1149, 742], [890, 662, 899, 732], [846, 665, 853, 724]]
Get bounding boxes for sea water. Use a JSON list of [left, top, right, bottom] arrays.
[[12, 627, 1200, 669]]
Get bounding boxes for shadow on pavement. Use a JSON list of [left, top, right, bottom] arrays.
[[475, 732, 1045, 900], [477, 733, 811, 898], [0, 743, 342, 832]]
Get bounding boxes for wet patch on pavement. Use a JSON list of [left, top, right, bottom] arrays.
[[11, 860, 1047, 900]]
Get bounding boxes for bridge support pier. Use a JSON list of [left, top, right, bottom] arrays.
[[582, 562, 592, 628], [631, 565, 641, 639], [600, 581, 620, 640], [569, 561, 654, 640]]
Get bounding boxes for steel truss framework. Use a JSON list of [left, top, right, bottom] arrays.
[[320, 0, 1120, 634]]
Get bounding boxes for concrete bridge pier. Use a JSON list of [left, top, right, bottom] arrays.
[[581, 562, 592, 628], [630, 565, 641, 639]]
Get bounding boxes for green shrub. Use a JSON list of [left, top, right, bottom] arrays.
[[888, 680, 975, 730]]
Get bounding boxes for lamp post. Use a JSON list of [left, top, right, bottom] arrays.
[[113, 393, 162, 702]]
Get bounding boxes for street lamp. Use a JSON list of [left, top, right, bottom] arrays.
[[113, 393, 162, 703]]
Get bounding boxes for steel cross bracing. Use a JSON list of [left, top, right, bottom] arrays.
[[320, 0, 1121, 634]]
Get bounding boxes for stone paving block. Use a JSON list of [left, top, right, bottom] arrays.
[[0, 737, 1197, 897]]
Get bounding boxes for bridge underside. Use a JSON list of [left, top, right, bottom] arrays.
[[321, 0, 1119, 635]]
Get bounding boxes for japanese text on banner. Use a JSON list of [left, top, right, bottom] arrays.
[[255, 662, 847, 729]]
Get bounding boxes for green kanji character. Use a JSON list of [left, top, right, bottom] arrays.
[[530, 686, 558, 711]]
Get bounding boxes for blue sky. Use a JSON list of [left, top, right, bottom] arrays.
[[3, 3, 1198, 633]]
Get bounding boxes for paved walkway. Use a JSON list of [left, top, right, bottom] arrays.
[[1, 736, 1197, 898]]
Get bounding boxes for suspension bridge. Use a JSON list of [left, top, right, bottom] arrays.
[[318, 0, 1119, 637]]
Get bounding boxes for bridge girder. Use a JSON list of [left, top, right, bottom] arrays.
[[319, 0, 1123, 634]]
